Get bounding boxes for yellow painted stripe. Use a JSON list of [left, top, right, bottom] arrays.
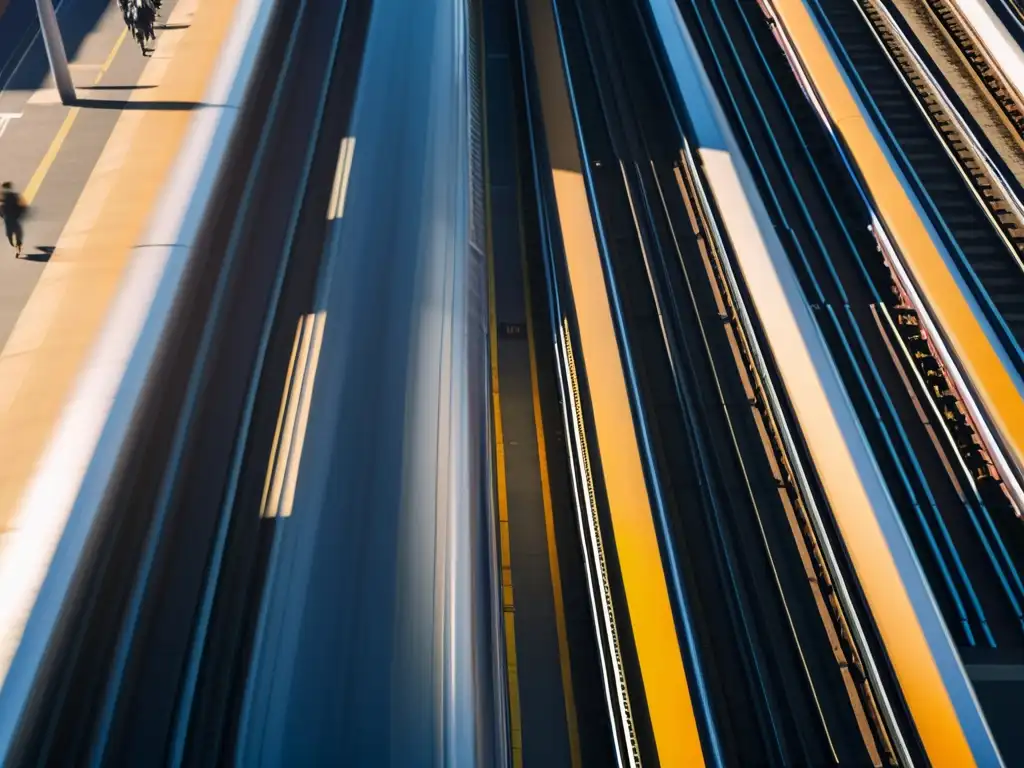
[[479, 16, 523, 767], [488, 177, 524, 768], [551, 169, 705, 767], [766, 1, 991, 764], [23, 108, 78, 205], [776, 0, 1024, 479], [97, 28, 129, 78], [516, 153, 583, 768], [22, 27, 129, 206], [518, 0, 704, 760], [484, 4, 582, 759]]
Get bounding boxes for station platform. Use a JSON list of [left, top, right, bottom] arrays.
[[0, 0, 238, 525]]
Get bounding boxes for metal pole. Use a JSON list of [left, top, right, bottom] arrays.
[[35, 0, 75, 105]]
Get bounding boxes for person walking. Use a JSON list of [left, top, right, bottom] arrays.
[[0, 182, 26, 258], [118, 0, 158, 55]]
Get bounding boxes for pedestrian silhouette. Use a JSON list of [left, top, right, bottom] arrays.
[[0, 182, 27, 259], [118, 0, 159, 55]]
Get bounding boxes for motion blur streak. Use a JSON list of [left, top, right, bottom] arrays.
[[236, 0, 504, 764], [259, 311, 327, 520], [327, 137, 356, 221]]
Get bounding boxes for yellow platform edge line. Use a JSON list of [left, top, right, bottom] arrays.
[[480, 12, 524, 767], [22, 28, 129, 207], [488, 175, 525, 768]]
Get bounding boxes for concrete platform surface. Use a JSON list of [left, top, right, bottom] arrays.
[[0, 0, 241, 526]]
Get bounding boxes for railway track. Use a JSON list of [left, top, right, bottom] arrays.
[[806, 0, 1024, 371], [513, 0, 656, 760], [670, 145, 898, 766], [780, 0, 1024, 655], [863, 0, 1024, 258], [797, 0, 1024, 512], [690, 0, 1024, 759], [479, 0, 620, 761], [536, 0, 902, 761], [922, 0, 1024, 146], [851, 0, 1024, 500], [670, 146, 892, 761]]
